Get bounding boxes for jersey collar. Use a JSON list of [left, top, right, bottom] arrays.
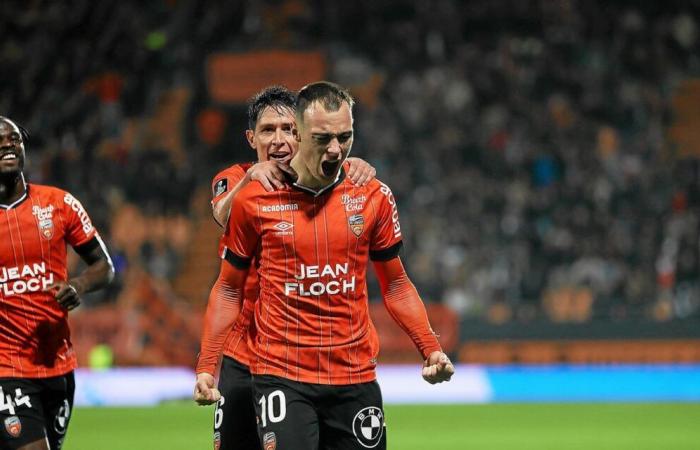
[[291, 168, 346, 197], [0, 176, 29, 210]]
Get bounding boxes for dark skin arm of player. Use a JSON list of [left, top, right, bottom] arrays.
[[45, 239, 115, 311], [373, 256, 455, 384], [194, 259, 248, 405], [16, 438, 51, 450]]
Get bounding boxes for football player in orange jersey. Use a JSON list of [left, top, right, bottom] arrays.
[[0, 117, 114, 450], [211, 86, 376, 226], [206, 86, 376, 450], [195, 83, 453, 449]]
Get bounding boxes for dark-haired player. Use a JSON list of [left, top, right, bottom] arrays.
[[196, 82, 453, 449], [0, 116, 114, 450], [206, 86, 376, 450]]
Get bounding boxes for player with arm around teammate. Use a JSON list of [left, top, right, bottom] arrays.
[[195, 82, 453, 450], [0, 117, 115, 450], [205, 86, 376, 450]]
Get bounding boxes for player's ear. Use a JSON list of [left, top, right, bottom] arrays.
[[245, 129, 255, 149]]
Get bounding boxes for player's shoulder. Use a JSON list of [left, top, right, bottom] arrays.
[[212, 163, 252, 183], [349, 177, 394, 196], [28, 183, 73, 202], [237, 178, 278, 200]]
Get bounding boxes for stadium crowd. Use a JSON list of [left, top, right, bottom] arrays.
[[2, 0, 699, 325]]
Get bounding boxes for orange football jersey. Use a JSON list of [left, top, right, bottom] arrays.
[[211, 163, 257, 366], [223, 170, 403, 385], [0, 184, 99, 378]]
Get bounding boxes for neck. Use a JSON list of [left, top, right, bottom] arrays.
[[0, 172, 26, 205], [290, 156, 328, 191]]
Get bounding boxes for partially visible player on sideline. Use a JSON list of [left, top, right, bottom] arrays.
[[0, 116, 114, 450], [195, 82, 453, 449], [207, 86, 376, 450]]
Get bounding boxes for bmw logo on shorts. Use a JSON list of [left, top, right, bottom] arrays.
[[352, 406, 384, 448], [54, 400, 71, 435]]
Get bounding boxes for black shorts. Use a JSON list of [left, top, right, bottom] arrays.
[[0, 372, 75, 450], [213, 356, 260, 450], [252, 375, 386, 450]]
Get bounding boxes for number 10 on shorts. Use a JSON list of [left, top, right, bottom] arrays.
[[258, 390, 286, 427]]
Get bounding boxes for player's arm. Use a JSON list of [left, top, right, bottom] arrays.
[[373, 257, 454, 384], [198, 186, 259, 404], [346, 157, 376, 186], [47, 236, 115, 311], [212, 161, 297, 227], [194, 256, 248, 405]]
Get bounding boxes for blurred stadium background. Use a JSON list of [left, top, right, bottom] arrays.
[[3, 0, 700, 448]]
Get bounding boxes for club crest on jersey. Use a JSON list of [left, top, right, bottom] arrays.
[[263, 431, 277, 450], [32, 205, 55, 240], [352, 406, 384, 448], [348, 214, 364, 237], [214, 179, 228, 197], [213, 431, 221, 450], [4, 416, 21, 438]]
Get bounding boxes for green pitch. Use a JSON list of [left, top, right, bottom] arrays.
[[64, 403, 700, 449]]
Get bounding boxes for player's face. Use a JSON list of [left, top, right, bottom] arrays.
[[0, 119, 25, 177], [247, 106, 297, 164], [297, 101, 353, 182]]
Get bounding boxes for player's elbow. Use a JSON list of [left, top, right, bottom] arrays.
[[384, 271, 412, 294], [100, 257, 116, 285], [212, 204, 226, 227]]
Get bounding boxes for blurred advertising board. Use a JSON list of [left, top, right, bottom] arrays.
[[73, 364, 700, 407], [207, 51, 326, 103]]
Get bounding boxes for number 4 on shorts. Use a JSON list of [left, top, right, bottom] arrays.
[[0, 387, 32, 415], [14, 389, 31, 409], [0, 387, 15, 415]]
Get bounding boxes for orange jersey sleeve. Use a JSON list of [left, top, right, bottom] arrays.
[[374, 258, 442, 359], [196, 260, 247, 375], [369, 181, 403, 258], [221, 184, 261, 263], [61, 191, 98, 247], [211, 163, 252, 207]]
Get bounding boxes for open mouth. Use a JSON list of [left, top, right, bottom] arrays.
[[0, 152, 18, 161], [321, 160, 340, 177], [269, 152, 291, 163]]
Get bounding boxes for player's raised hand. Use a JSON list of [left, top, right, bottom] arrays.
[[44, 281, 82, 311], [346, 157, 376, 186], [248, 161, 296, 191], [194, 372, 221, 405], [422, 351, 455, 384]]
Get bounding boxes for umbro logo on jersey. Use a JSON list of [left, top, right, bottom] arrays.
[[273, 221, 293, 231], [273, 221, 294, 235], [352, 406, 384, 448]]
